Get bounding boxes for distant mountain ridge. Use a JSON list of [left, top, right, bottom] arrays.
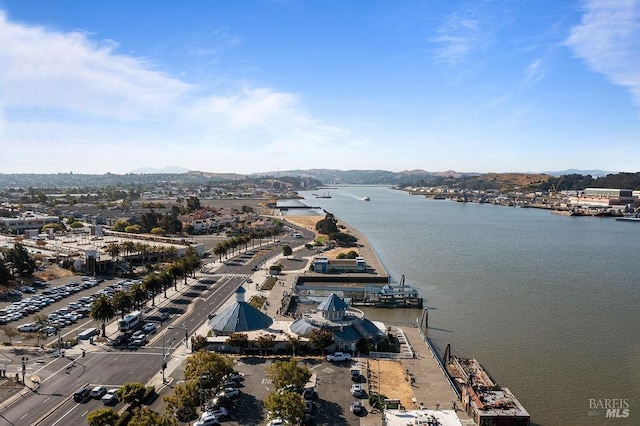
[[128, 166, 190, 174]]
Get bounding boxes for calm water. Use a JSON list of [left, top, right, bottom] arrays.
[[298, 186, 639, 425]]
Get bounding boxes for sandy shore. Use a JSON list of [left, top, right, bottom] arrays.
[[283, 215, 388, 277]]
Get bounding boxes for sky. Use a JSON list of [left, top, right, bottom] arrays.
[[0, 0, 639, 175]]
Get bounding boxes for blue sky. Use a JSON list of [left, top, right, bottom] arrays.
[[0, 0, 639, 175]]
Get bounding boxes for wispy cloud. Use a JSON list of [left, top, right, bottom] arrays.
[[524, 58, 546, 86], [565, 0, 640, 106], [430, 5, 493, 67], [0, 11, 353, 173]]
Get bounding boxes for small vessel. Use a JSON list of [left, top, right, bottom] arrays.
[[363, 196, 370, 201]]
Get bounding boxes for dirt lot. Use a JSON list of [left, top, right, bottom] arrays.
[[366, 359, 415, 410]]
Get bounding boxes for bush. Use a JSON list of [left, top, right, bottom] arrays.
[[142, 386, 156, 404], [115, 410, 133, 426]]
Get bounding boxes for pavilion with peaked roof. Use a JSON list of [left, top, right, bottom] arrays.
[[208, 286, 274, 336], [290, 292, 385, 352]]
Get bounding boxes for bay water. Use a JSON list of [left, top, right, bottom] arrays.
[[297, 186, 639, 425]]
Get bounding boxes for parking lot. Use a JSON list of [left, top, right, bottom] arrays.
[[191, 356, 365, 426]]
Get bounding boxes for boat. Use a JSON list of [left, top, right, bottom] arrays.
[[316, 192, 332, 198], [363, 196, 370, 201]]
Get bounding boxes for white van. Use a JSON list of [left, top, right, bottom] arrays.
[[78, 327, 99, 340]]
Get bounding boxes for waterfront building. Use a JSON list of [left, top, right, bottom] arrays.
[[311, 255, 367, 273]]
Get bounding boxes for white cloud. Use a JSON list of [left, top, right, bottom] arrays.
[[525, 58, 546, 86], [0, 11, 357, 174], [565, 0, 640, 106], [430, 6, 493, 67]]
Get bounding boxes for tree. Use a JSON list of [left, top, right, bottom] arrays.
[[309, 328, 334, 354], [315, 213, 339, 235], [5, 243, 36, 277], [158, 270, 173, 299], [185, 196, 201, 213], [128, 407, 178, 426], [117, 382, 146, 406], [190, 334, 208, 352], [266, 358, 311, 392], [0, 325, 19, 345], [129, 283, 148, 310], [225, 332, 249, 354], [111, 291, 132, 319], [285, 335, 303, 356], [282, 244, 293, 258], [0, 260, 12, 285], [87, 408, 119, 426], [162, 381, 199, 420], [264, 390, 305, 425], [90, 294, 115, 337], [142, 273, 162, 306], [183, 350, 235, 389], [256, 333, 277, 356]]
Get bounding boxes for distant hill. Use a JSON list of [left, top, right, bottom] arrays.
[[544, 169, 615, 178], [250, 168, 454, 185], [128, 166, 190, 174]]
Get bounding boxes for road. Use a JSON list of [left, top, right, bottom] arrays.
[[0, 228, 312, 425]]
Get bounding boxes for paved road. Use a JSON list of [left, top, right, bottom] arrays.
[[0, 239, 301, 425]]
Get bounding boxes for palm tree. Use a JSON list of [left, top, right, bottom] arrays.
[[167, 262, 183, 290], [112, 291, 132, 319], [158, 270, 173, 298], [142, 273, 162, 306], [122, 241, 135, 258], [90, 294, 115, 337], [128, 283, 148, 310]]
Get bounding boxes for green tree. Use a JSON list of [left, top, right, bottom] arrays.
[[266, 358, 311, 392], [315, 213, 339, 235], [256, 333, 277, 356], [0, 325, 19, 345], [142, 273, 162, 306], [87, 408, 119, 426], [282, 244, 293, 258], [190, 334, 208, 352], [285, 335, 303, 356], [90, 294, 115, 337], [225, 332, 249, 354], [185, 196, 201, 213], [158, 270, 173, 299], [128, 407, 178, 426], [129, 283, 148, 310], [264, 390, 305, 424], [113, 219, 129, 232], [183, 350, 235, 389], [0, 259, 12, 285], [309, 328, 334, 355], [111, 291, 132, 319], [5, 243, 36, 277], [162, 381, 199, 419], [116, 382, 146, 406]]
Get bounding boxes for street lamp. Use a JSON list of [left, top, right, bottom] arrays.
[[21, 356, 28, 385], [162, 335, 175, 383], [168, 325, 189, 349]]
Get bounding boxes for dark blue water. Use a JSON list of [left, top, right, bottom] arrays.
[[298, 186, 639, 425]]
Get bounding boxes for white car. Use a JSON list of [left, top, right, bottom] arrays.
[[194, 413, 220, 426], [18, 323, 40, 332], [101, 388, 119, 405], [90, 385, 107, 399], [142, 322, 157, 334], [216, 387, 239, 399], [350, 383, 363, 397], [203, 407, 228, 419], [326, 352, 352, 362]]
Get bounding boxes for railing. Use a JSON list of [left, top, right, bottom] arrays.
[[418, 327, 461, 399]]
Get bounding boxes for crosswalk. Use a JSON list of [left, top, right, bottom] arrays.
[[201, 272, 251, 279]]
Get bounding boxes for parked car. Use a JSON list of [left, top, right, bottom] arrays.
[[194, 413, 220, 426], [90, 386, 107, 399], [304, 400, 314, 413], [326, 352, 351, 362], [216, 387, 239, 399], [350, 400, 364, 414], [350, 383, 363, 397], [101, 388, 119, 405], [203, 407, 228, 419], [303, 388, 315, 401], [142, 322, 157, 334], [73, 387, 91, 402]]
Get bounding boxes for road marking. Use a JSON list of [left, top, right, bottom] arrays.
[[50, 402, 80, 426], [20, 413, 29, 420]]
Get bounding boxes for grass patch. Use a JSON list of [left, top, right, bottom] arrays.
[[260, 277, 277, 291], [249, 295, 267, 310]]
